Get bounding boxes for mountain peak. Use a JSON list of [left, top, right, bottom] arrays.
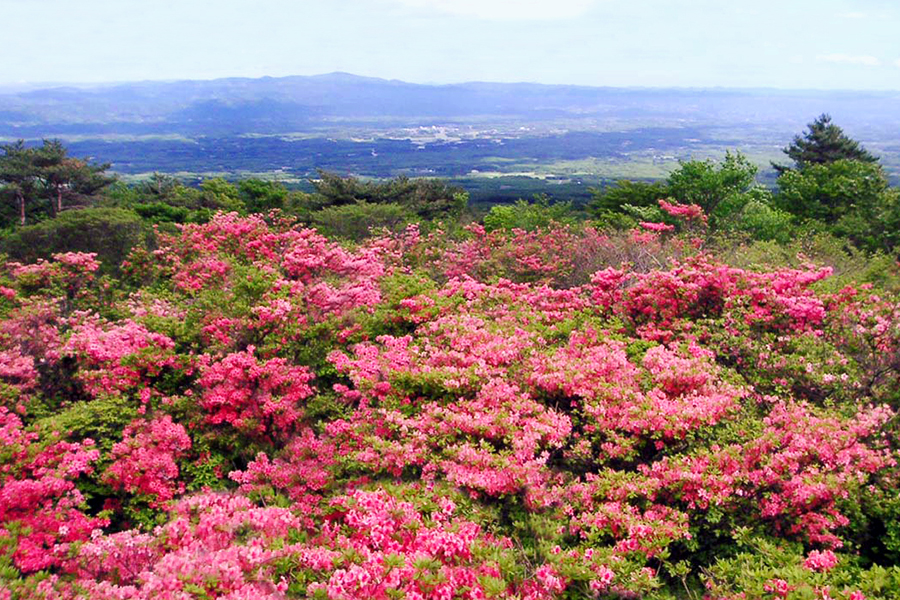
[[310, 72, 390, 84]]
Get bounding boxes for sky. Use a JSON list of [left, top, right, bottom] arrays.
[[2, 0, 900, 90]]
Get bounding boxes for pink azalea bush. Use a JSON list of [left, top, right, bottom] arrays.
[[0, 407, 105, 575], [103, 415, 192, 507], [64, 316, 179, 399], [198, 346, 315, 441], [2, 212, 899, 599]]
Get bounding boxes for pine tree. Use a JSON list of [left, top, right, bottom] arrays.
[[36, 139, 113, 215], [0, 141, 39, 226], [0, 139, 112, 226], [774, 114, 878, 173]]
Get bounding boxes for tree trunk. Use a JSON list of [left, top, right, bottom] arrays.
[[17, 191, 25, 226], [57, 187, 63, 215]]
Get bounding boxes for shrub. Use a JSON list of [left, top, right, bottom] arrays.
[[0, 208, 149, 275], [309, 201, 414, 241], [2, 212, 899, 599], [735, 197, 795, 242], [483, 197, 576, 231]]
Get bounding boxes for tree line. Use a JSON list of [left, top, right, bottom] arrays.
[[583, 114, 899, 254], [2, 114, 898, 269]]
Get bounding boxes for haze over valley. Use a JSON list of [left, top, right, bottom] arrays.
[[3, 72, 899, 203]]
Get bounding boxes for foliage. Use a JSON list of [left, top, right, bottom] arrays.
[[777, 160, 886, 225], [776, 160, 900, 253], [775, 113, 879, 173], [197, 178, 245, 212], [588, 152, 772, 240], [724, 191, 795, 243], [666, 151, 758, 217], [588, 152, 757, 225], [238, 178, 289, 213], [311, 171, 468, 220], [588, 179, 668, 221], [98, 175, 245, 224], [590, 179, 667, 211], [0, 206, 899, 600], [130, 201, 199, 225], [586, 127, 899, 256], [0, 208, 149, 275], [483, 195, 576, 231], [310, 202, 414, 241], [0, 139, 113, 227], [712, 229, 900, 293]]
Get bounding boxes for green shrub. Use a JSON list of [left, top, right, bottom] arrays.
[[587, 179, 668, 215], [33, 396, 138, 455], [309, 202, 414, 241], [132, 202, 191, 224], [239, 179, 288, 213], [0, 207, 150, 274], [704, 530, 900, 600], [198, 178, 245, 212], [590, 210, 639, 230], [483, 197, 576, 231], [735, 198, 795, 243], [311, 172, 467, 220], [620, 202, 665, 223], [712, 229, 900, 292]]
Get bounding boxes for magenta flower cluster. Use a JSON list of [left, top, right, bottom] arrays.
[[1, 211, 896, 600]]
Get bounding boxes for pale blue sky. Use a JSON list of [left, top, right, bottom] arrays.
[[3, 0, 900, 89]]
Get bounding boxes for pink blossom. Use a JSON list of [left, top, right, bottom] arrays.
[[804, 549, 839, 572]]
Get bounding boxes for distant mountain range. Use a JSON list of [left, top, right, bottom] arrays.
[[1, 72, 899, 138], [2, 73, 898, 192]]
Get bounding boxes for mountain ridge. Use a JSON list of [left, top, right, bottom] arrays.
[[5, 71, 900, 95], [2, 72, 898, 185], [2, 71, 899, 140]]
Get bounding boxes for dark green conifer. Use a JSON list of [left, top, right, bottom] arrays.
[[774, 113, 877, 173]]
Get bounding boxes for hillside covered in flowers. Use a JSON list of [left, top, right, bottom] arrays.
[[1, 203, 899, 600]]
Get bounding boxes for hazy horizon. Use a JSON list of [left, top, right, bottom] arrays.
[[3, 0, 900, 91], [3, 70, 900, 94]]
